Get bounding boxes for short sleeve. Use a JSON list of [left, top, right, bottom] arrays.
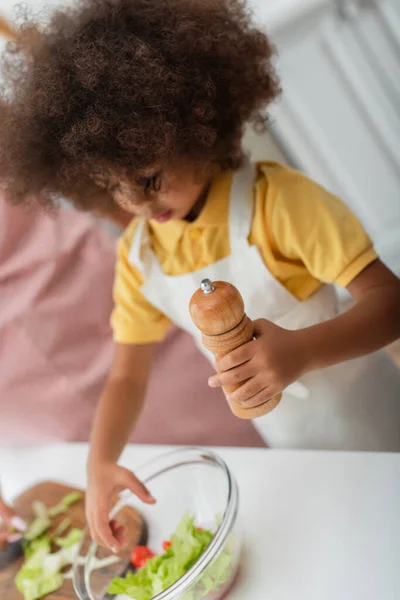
[[111, 227, 171, 344], [268, 169, 378, 288]]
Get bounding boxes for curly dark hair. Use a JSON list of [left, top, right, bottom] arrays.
[[0, 0, 280, 211]]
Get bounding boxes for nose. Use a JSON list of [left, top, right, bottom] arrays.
[[127, 196, 158, 219]]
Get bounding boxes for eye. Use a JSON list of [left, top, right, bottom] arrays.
[[153, 172, 162, 192], [144, 172, 162, 196]]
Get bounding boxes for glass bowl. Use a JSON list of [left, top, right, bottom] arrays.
[[73, 447, 240, 600]]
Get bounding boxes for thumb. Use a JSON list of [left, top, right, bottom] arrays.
[[117, 468, 156, 505], [253, 318, 279, 338], [0, 498, 15, 526], [0, 498, 26, 532]]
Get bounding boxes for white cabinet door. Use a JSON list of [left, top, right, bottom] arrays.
[[270, 0, 400, 275]]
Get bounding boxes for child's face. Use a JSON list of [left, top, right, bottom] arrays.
[[104, 164, 213, 223]]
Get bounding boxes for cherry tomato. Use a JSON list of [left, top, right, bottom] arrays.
[[163, 540, 172, 551], [131, 545, 155, 569]]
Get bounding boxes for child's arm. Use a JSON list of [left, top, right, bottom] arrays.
[[294, 259, 400, 371], [86, 342, 156, 552], [209, 260, 400, 408]]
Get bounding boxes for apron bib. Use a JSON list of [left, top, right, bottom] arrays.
[[128, 162, 400, 451]]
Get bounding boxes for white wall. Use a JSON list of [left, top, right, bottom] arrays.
[[243, 127, 289, 164], [268, 0, 400, 278]]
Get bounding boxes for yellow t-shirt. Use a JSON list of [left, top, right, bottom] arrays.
[[112, 162, 377, 344]]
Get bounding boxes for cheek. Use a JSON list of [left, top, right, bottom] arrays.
[[170, 188, 199, 209]]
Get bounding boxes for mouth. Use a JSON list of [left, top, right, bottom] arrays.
[[152, 210, 172, 223]]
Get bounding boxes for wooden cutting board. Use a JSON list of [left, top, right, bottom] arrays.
[[0, 481, 146, 600]]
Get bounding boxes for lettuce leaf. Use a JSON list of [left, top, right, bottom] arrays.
[[14, 492, 84, 600], [108, 514, 232, 600], [15, 572, 63, 600], [54, 527, 83, 548], [15, 536, 62, 600], [24, 516, 51, 542], [52, 518, 72, 538], [24, 492, 82, 542], [48, 491, 83, 517], [16, 528, 82, 600], [32, 501, 49, 520], [16, 540, 81, 600]]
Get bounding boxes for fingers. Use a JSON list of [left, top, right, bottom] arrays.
[[209, 360, 256, 388], [87, 495, 119, 552], [228, 375, 277, 407], [0, 530, 9, 546], [252, 318, 267, 337], [117, 468, 156, 505], [93, 517, 128, 553], [0, 501, 26, 547], [0, 499, 15, 526], [10, 516, 27, 532], [110, 519, 128, 547], [86, 466, 156, 553], [96, 511, 121, 553], [216, 340, 255, 372], [252, 318, 276, 337], [88, 502, 126, 554]]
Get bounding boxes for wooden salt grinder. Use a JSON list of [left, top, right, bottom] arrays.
[[189, 279, 282, 419]]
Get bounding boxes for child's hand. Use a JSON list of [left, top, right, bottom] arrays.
[[0, 497, 27, 546], [208, 319, 306, 408], [86, 461, 155, 553]]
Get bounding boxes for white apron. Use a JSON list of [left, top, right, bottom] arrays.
[[128, 162, 400, 451]]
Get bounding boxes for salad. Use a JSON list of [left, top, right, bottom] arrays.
[[12, 492, 120, 600], [11, 499, 235, 600], [108, 514, 234, 600], [13, 493, 84, 600]]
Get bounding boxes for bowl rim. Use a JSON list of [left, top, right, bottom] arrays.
[[75, 446, 239, 600]]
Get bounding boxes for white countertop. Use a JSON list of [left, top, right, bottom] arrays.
[[1, 443, 399, 600]]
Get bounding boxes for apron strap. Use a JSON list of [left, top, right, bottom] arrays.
[[129, 160, 256, 272], [228, 159, 256, 253]]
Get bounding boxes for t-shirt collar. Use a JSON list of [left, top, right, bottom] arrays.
[[149, 168, 233, 250], [190, 168, 232, 228]]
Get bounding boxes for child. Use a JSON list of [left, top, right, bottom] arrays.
[[0, 0, 399, 553]]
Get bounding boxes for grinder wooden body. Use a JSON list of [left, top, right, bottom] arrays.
[[189, 279, 281, 419]]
